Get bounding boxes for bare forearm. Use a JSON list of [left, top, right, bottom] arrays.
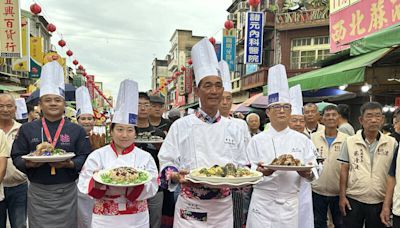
[[339, 164, 349, 198], [383, 176, 396, 208]]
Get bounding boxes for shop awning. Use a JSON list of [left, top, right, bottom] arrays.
[[263, 48, 392, 93], [0, 84, 26, 92], [350, 25, 400, 56]]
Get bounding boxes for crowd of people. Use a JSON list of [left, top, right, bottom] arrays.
[[0, 38, 399, 228]]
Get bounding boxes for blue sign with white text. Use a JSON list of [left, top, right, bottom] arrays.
[[223, 32, 236, 72], [215, 43, 222, 62], [245, 12, 264, 64]]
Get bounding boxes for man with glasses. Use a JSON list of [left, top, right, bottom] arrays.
[[338, 102, 397, 228], [304, 103, 325, 137], [246, 65, 317, 228]]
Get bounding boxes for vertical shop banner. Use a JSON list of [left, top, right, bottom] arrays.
[[86, 75, 95, 99], [214, 42, 221, 61], [0, 0, 21, 58], [330, 0, 400, 53], [159, 77, 167, 97], [184, 68, 193, 94], [30, 36, 43, 78], [178, 73, 185, 96], [222, 29, 236, 72], [245, 12, 264, 64], [12, 16, 29, 71]]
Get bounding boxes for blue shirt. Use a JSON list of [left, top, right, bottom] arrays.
[[326, 136, 336, 148]]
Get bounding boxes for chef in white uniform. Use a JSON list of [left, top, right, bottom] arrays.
[[290, 85, 315, 228], [78, 80, 158, 228], [246, 64, 317, 228], [158, 38, 248, 228]]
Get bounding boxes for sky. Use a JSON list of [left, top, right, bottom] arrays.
[[22, 0, 233, 97]]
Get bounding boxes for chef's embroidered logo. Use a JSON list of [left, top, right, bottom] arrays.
[[60, 134, 70, 143]]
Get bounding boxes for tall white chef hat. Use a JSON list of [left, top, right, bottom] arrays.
[[191, 38, 221, 86], [75, 86, 93, 117], [267, 64, 290, 106], [39, 61, 65, 98], [112, 79, 138, 125], [219, 60, 232, 92], [15, 98, 28, 120], [289, 84, 303, 115]]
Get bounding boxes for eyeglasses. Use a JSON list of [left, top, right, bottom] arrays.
[[269, 104, 291, 111], [138, 104, 151, 108]]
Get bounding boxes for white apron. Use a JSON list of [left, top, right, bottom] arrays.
[[298, 179, 314, 228], [248, 189, 298, 228], [159, 115, 248, 228], [78, 145, 159, 228]]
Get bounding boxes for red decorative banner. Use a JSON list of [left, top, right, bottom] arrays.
[[86, 75, 95, 99], [330, 0, 400, 53], [184, 68, 193, 95]]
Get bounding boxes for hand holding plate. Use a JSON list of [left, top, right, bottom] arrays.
[[256, 161, 275, 176]]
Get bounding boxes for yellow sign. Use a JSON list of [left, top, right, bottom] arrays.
[[43, 52, 65, 66], [159, 77, 167, 97], [0, 0, 22, 58], [12, 16, 30, 71]]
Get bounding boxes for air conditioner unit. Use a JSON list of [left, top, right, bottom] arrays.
[[238, 2, 249, 11], [228, 13, 237, 21]]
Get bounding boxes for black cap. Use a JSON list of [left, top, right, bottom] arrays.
[[149, 95, 165, 104]]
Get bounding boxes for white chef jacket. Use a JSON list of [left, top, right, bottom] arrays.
[[158, 114, 248, 228], [246, 126, 317, 228], [230, 117, 251, 147], [78, 144, 158, 228]]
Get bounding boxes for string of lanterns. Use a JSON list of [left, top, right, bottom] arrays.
[[29, 1, 112, 107]]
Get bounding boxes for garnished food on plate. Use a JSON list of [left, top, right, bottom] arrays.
[[197, 163, 254, 178], [29, 142, 67, 156], [270, 154, 303, 166], [100, 167, 149, 185], [135, 132, 163, 141]]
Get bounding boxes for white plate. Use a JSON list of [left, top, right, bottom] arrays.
[[93, 168, 152, 188], [22, 152, 75, 163], [262, 164, 314, 171], [185, 176, 262, 188], [188, 168, 263, 184], [135, 139, 164, 144]]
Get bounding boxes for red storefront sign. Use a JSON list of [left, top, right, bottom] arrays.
[[330, 0, 400, 53], [174, 89, 186, 107], [184, 68, 193, 95]]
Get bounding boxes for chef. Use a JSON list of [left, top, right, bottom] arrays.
[[158, 38, 248, 228], [75, 86, 97, 228], [246, 64, 317, 228], [78, 79, 158, 228], [11, 61, 92, 228], [218, 60, 251, 228]]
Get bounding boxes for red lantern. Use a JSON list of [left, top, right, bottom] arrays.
[[82, 72, 87, 76], [78, 65, 84, 70], [47, 23, 56, 33], [52, 55, 59, 60], [188, 59, 193, 65], [30, 3, 41, 15], [224, 20, 234, 30], [72, 60, 79, 65], [66, 50, 73, 57], [58, 40, 66, 48], [181, 66, 186, 71], [248, 0, 260, 7], [31, 67, 38, 74], [209, 37, 216, 45]]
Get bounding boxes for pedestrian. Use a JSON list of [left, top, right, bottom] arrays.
[[304, 103, 325, 137], [390, 108, 400, 142], [338, 101, 397, 228], [0, 130, 9, 228], [78, 79, 159, 228], [135, 92, 166, 228], [289, 84, 314, 228], [246, 64, 317, 228], [167, 109, 180, 124], [337, 104, 355, 136], [149, 95, 171, 134], [0, 94, 28, 228], [311, 105, 348, 228], [246, 113, 261, 137], [11, 61, 91, 228], [158, 38, 248, 228]]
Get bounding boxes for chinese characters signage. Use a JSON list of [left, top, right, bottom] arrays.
[[29, 37, 43, 78], [178, 73, 185, 96], [222, 29, 236, 71], [159, 77, 167, 97], [330, 0, 400, 53], [12, 16, 29, 71], [184, 68, 192, 94], [0, 0, 21, 58], [245, 12, 264, 64]]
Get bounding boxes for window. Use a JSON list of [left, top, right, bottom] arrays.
[[290, 36, 331, 69]]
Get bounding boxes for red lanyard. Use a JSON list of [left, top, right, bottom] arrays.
[[42, 117, 65, 147]]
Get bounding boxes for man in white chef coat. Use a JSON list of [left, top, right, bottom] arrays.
[[246, 64, 317, 228], [158, 38, 248, 228]]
